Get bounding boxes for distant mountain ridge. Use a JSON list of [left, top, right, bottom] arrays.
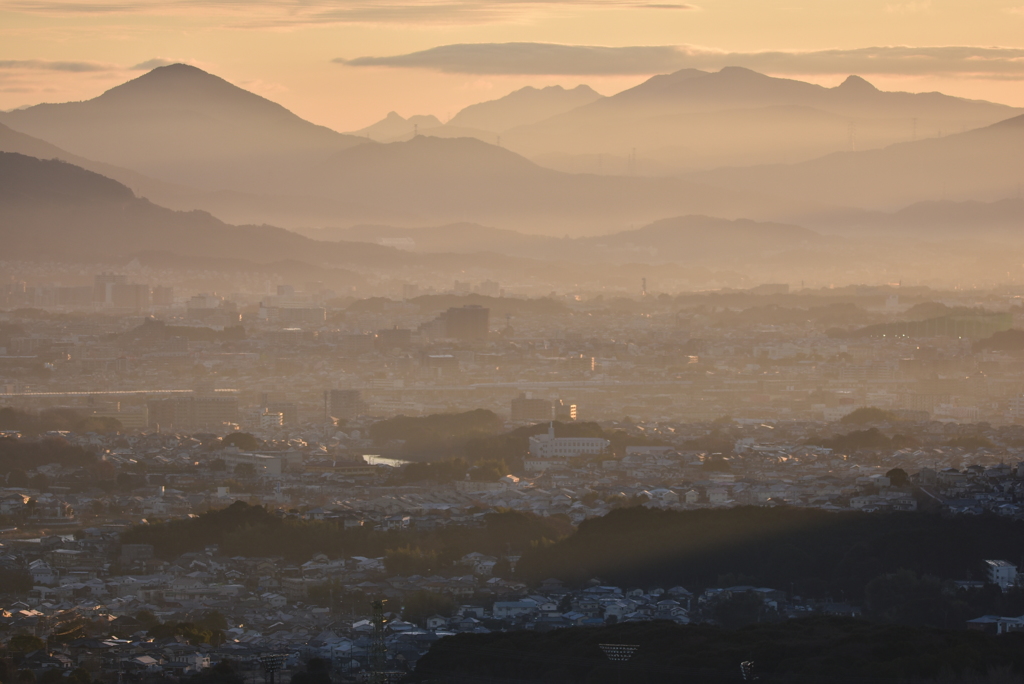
[[0, 64, 368, 192], [695, 112, 1024, 211], [449, 84, 603, 132], [309, 214, 820, 264], [501, 67, 1022, 171], [0, 152, 826, 291], [348, 84, 603, 145]]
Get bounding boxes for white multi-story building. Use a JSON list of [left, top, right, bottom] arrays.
[[986, 559, 1018, 590], [525, 423, 609, 472], [528, 423, 609, 459]]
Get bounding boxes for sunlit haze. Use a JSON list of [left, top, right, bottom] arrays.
[[9, 2, 1024, 682], [5, 0, 1024, 129]]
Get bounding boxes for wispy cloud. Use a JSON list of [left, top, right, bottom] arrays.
[[337, 43, 1024, 79], [339, 44, 694, 75], [0, 58, 187, 74], [0, 59, 114, 72], [130, 58, 177, 70], [0, 0, 696, 26]]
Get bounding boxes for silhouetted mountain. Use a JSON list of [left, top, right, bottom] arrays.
[[0, 152, 392, 273], [697, 113, 1024, 211], [0, 64, 368, 192], [309, 215, 819, 265], [502, 67, 1021, 171], [2, 153, 734, 291], [572, 215, 819, 263], [808, 197, 1024, 235], [280, 135, 804, 234], [0, 121, 203, 205], [349, 111, 444, 141], [308, 222, 547, 253], [448, 84, 603, 132]]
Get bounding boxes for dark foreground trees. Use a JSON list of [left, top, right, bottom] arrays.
[[411, 617, 1024, 683]]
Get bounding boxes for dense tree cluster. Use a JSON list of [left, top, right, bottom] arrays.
[[516, 507, 1024, 604], [369, 409, 506, 456], [411, 617, 1024, 683], [807, 427, 918, 452], [0, 407, 121, 437], [120, 502, 572, 564], [0, 432, 96, 477]]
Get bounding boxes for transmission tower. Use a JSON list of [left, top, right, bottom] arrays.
[[369, 600, 388, 684]]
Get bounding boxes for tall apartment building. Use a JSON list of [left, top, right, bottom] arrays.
[[511, 393, 553, 422]]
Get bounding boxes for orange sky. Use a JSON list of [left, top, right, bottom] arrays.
[[4, 0, 1024, 131]]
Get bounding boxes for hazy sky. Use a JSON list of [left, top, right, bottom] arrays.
[[4, 0, 1024, 131]]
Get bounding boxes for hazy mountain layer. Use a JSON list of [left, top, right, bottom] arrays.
[[312, 215, 820, 264], [5, 152, 1024, 291], [501, 68, 1021, 171], [0, 152, 397, 270], [348, 111, 444, 141], [0, 64, 368, 193], [696, 113, 1024, 211], [448, 84, 603, 132], [272, 135, 806, 234]]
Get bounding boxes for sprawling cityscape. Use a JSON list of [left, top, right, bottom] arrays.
[[7, 1, 1024, 680]]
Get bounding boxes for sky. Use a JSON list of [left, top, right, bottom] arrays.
[[4, 0, 1024, 131]]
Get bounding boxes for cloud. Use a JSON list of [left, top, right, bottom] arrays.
[[0, 58, 188, 74], [338, 44, 694, 75], [337, 43, 1024, 79], [0, 59, 113, 72], [130, 58, 176, 70], [0, 0, 695, 26]]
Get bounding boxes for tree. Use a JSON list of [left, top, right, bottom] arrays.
[[385, 546, 438, 575], [116, 472, 135, 491], [402, 591, 456, 627], [199, 610, 228, 632], [28, 473, 48, 491], [209, 458, 226, 472], [223, 432, 258, 451], [6, 469, 28, 488], [136, 610, 159, 628], [886, 468, 910, 488], [711, 591, 766, 629], [469, 459, 508, 482], [67, 668, 91, 684], [189, 660, 244, 684], [290, 658, 331, 684], [841, 407, 897, 424], [233, 463, 256, 478], [8, 634, 45, 653]]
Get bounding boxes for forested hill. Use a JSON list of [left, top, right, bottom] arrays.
[[411, 617, 1024, 683], [515, 506, 1024, 597], [119, 501, 571, 563]]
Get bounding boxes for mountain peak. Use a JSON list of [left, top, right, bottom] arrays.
[[837, 75, 878, 92], [95, 62, 257, 107], [716, 66, 766, 79]]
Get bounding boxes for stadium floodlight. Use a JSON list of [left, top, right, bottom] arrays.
[[599, 643, 639, 662], [258, 652, 288, 684]]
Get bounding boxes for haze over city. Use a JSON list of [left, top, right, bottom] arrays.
[[6, 2, 1024, 683]]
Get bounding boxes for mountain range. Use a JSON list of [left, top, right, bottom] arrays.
[[501, 68, 1021, 171], [696, 113, 1024, 211], [5, 151, 1024, 291], [2, 62, 1024, 239]]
